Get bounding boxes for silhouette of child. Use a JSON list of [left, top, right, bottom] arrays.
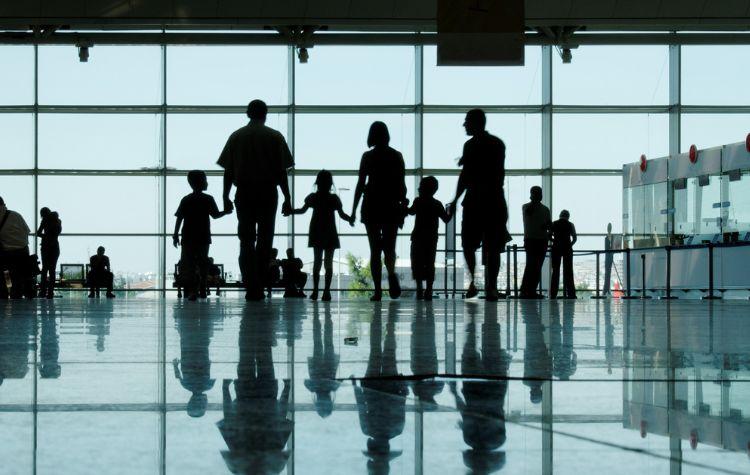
[[407, 176, 450, 300], [173, 170, 231, 301], [291, 170, 354, 301]]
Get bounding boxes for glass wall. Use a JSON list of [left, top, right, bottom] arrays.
[[0, 42, 745, 290]]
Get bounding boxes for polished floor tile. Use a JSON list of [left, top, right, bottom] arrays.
[[1, 297, 749, 474]]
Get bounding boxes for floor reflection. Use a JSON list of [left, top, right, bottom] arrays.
[[1, 298, 749, 474]]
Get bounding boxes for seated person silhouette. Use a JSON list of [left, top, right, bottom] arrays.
[[280, 248, 306, 298], [267, 248, 282, 298], [88, 246, 115, 298], [207, 257, 222, 285]]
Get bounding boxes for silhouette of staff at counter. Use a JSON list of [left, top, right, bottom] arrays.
[[450, 303, 510, 474], [353, 302, 407, 474], [218, 305, 292, 474], [304, 304, 341, 418]]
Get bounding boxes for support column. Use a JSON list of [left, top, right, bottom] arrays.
[[667, 45, 681, 242], [159, 44, 168, 292], [288, 45, 296, 250], [541, 45, 553, 211]]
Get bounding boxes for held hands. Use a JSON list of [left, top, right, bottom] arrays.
[[447, 201, 456, 217], [223, 196, 234, 214], [281, 200, 292, 217]]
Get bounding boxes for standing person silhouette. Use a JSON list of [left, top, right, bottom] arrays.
[[218, 100, 294, 301], [520, 186, 551, 299], [290, 170, 354, 301], [37, 207, 62, 299], [549, 210, 577, 299], [351, 121, 408, 302], [0, 196, 32, 300], [603, 223, 614, 296], [407, 176, 450, 301], [447, 109, 509, 302]]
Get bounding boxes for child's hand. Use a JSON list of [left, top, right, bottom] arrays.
[[172, 235, 180, 248], [348, 217, 355, 227]]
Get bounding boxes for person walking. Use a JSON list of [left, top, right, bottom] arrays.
[[37, 207, 62, 299], [290, 170, 354, 301], [520, 186, 551, 299], [447, 109, 509, 301], [217, 99, 294, 301], [549, 210, 577, 299], [350, 121, 408, 301]]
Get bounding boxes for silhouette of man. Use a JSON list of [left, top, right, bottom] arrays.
[[520, 186, 551, 299], [353, 303, 407, 474], [549, 209, 577, 299], [603, 223, 614, 295], [88, 246, 115, 298], [37, 207, 62, 299], [522, 301, 551, 404], [549, 300, 577, 381], [410, 302, 444, 406], [218, 305, 292, 474], [280, 248, 307, 298], [304, 304, 341, 418], [451, 303, 510, 474], [173, 303, 216, 418], [218, 99, 294, 301], [448, 109, 509, 301], [0, 196, 32, 299]]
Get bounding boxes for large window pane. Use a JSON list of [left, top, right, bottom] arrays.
[[39, 114, 161, 169], [167, 46, 288, 105], [681, 114, 750, 152], [424, 113, 541, 169], [424, 46, 542, 105], [0, 46, 34, 105], [166, 113, 288, 170], [554, 46, 669, 105], [554, 114, 668, 169], [39, 46, 161, 105], [0, 176, 35, 229], [38, 176, 160, 233], [295, 46, 415, 105], [294, 113, 415, 169], [0, 114, 34, 169], [682, 46, 750, 105], [552, 176, 622, 233]]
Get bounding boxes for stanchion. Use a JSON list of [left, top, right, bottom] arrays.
[[505, 246, 510, 298], [622, 248, 638, 300], [640, 253, 652, 299], [661, 246, 677, 300], [702, 243, 722, 300], [591, 251, 606, 299], [512, 244, 518, 299]]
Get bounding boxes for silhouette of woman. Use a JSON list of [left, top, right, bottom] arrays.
[[37, 207, 62, 299], [351, 121, 408, 301]]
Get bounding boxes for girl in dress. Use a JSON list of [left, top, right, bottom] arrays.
[[292, 170, 354, 301]]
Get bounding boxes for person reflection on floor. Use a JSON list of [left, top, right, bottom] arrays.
[[304, 304, 341, 418], [410, 302, 444, 407], [218, 305, 292, 475], [39, 304, 61, 379], [549, 301, 577, 381], [85, 301, 113, 353], [173, 303, 215, 418], [604, 300, 616, 375], [450, 303, 511, 474], [353, 302, 407, 475], [0, 305, 34, 386], [522, 301, 551, 404]]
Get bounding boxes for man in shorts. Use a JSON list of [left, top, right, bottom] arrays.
[[448, 109, 509, 301]]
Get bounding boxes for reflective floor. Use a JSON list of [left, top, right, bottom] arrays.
[[1, 297, 749, 474]]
